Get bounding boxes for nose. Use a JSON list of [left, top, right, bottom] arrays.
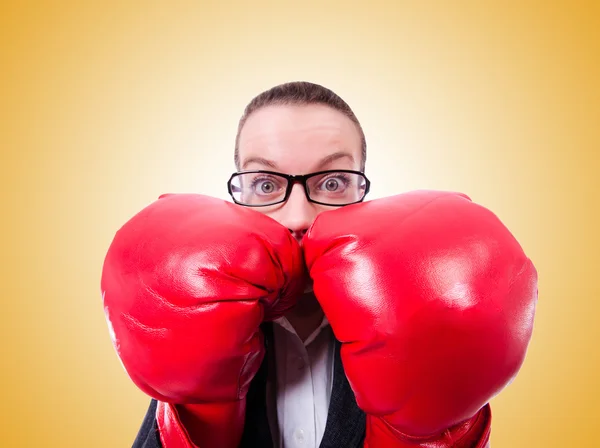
[[278, 183, 318, 241]]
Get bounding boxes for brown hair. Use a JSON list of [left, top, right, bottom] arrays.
[[234, 81, 367, 171]]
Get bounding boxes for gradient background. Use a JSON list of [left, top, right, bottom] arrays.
[[1, 1, 598, 446]]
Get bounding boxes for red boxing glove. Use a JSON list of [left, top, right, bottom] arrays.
[[303, 190, 538, 448], [101, 194, 305, 448]]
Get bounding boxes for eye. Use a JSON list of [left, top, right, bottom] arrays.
[[250, 177, 283, 195], [258, 180, 275, 193], [318, 174, 351, 193], [324, 178, 341, 191]]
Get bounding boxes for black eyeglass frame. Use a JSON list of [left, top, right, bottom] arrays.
[[227, 169, 371, 207]]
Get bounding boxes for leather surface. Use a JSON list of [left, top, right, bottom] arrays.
[[101, 193, 305, 447], [303, 190, 538, 445]]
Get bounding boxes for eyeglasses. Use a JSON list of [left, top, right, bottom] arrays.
[[227, 169, 371, 207]]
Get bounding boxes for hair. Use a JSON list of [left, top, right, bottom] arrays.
[[234, 81, 367, 171]]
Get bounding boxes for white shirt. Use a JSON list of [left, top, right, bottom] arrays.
[[268, 315, 335, 448], [264, 317, 493, 448]]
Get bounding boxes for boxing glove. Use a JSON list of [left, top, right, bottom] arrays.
[[101, 194, 305, 447], [303, 190, 538, 447]]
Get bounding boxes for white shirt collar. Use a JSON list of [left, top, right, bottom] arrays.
[[272, 314, 330, 346]]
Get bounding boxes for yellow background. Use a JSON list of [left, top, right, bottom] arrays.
[[1, 1, 598, 446]]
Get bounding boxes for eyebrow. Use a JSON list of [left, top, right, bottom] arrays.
[[318, 151, 355, 168], [241, 151, 355, 171], [241, 156, 279, 170]]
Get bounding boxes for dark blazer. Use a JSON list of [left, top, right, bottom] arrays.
[[131, 323, 366, 448]]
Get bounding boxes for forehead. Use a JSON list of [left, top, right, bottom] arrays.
[[237, 103, 362, 172]]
